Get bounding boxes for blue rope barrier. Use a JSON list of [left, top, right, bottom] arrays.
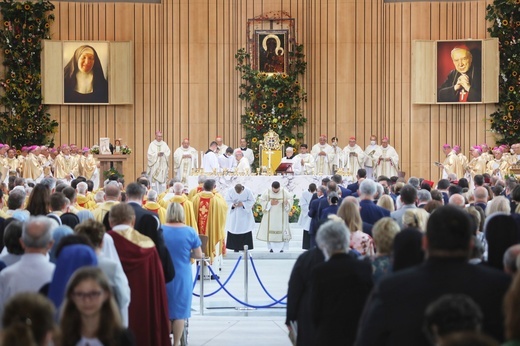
[[249, 255, 287, 305], [193, 256, 242, 298], [205, 265, 287, 308]]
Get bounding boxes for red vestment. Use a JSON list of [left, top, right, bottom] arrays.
[[109, 231, 170, 346]]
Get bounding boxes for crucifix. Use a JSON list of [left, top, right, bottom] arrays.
[[265, 147, 274, 171], [459, 89, 467, 102]]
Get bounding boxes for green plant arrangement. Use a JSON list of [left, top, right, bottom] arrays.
[[235, 45, 307, 169], [486, 0, 520, 144], [0, 0, 57, 148], [120, 145, 132, 155], [252, 194, 301, 223], [103, 166, 124, 180]]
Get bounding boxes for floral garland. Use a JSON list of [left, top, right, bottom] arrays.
[[0, 0, 57, 148], [252, 194, 301, 223], [486, 0, 520, 144], [235, 44, 307, 168]]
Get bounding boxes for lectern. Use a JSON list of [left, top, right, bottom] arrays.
[[95, 154, 128, 186]]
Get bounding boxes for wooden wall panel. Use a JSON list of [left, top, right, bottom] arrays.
[[29, 0, 494, 183]]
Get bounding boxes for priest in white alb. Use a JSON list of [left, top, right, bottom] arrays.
[[375, 137, 399, 178], [343, 136, 366, 176], [311, 135, 333, 175], [173, 138, 198, 183], [147, 130, 171, 193], [292, 144, 315, 175], [364, 135, 381, 180], [225, 184, 256, 252], [234, 150, 251, 175], [202, 141, 220, 173], [256, 181, 293, 252]]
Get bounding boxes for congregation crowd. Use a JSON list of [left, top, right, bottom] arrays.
[[1, 129, 520, 346]]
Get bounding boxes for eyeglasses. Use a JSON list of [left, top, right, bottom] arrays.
[[71, 290, 103, 300]]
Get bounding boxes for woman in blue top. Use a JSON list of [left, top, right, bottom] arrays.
[[162, 202, 202, 346]]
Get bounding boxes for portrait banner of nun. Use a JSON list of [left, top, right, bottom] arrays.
[[63, 42, 109, 104]]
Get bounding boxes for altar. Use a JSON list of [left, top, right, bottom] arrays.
[[187, 175, 353, 199]]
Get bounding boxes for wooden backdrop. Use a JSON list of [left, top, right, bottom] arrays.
[[41, 0, 496, 182]]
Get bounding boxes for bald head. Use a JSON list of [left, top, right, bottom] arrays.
[[503, 244, 520, 275], [474, 187, 488, 203], [448, 194, 466, 207], [104, 183, 121, 200]]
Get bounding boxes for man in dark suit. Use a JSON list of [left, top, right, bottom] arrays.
[[346, 169, 367, 196], [311, 220, 373, 345], [355, 205, 511, 345], [331, 174, 351, 198], [308, 186, 327, 249], [436, 179, 451, 205], [358, 179, 390, 225]]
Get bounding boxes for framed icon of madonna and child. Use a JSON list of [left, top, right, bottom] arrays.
[[254, 30, 289, 74]]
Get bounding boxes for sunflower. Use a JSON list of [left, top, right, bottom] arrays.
[[504, 41, 510, 46], [509, 105, 515, 111], [278, 102, 284, 108], [249, 90, 254, 95], [258, 120, 263, 125], [4, 49, 9, 54], [10, 72, 15, 78], [490, 119, 494, 123], [27, 38, 32, 43], [45, 23, 50, 28], [24, 4, 31, 10], [503, 19, 509, 26], [282, 120, 287, 125], [28, 25, 33, 30], [261, 73, 267, 77], [252, 137, 258, 143], [295, 81, 300, 85], [248, 111, 254, 116], [503, 115, 508, 120], [261, 104, 267, 109], [517, 21, 520, 27], [513, 71, 518, 77], [24, 79, 30, 84], [3, 21, 9, 27], [281, 73, 287, 79], [515, 126, 519, 130], [256, 84, 261, 88], [15, 34, 20, 39], [6, 79, 10, 84], [14, 18, 20, 23], [509, 86, 515, 92]]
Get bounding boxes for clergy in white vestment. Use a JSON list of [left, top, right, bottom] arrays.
[[375, 137, 399, 178], [234, 150, 251, 175], [202, 141, 220, 173], [364, 135, 381, 180], [218, 147, 236, 171], [234, 138, 255, 166], [329, 137, 344, 173], [147, 130, 171, 193], [311, 135, 334, 175], [225, 184, 256, 251], [343, 136, 366, 176], [173, 138, 198, 183], [280, 147, 296, 173], [439, 144, 458, 179], [256, 181, 293, 252], [298, 183, 316, 249], [487, 147, 510, 179], [292, 144, 315, 175], [215, 136, 228, 157]]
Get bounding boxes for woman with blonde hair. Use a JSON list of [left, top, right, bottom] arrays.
[[163, 202, 202, 346], [402, 208, 430, 232], [337, 201, 375, 256], [371, 217, 400, 282], [377, 194, 395, 212]]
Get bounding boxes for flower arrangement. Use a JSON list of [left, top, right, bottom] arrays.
[[252, 194, 301, 223], [486, 0, 520, 144], [90, 145, 100, 154], [120, 145, 132, 155], [235, 44, 307, 169], [0, 0, 58, 147], [103, 166, 124, 180]]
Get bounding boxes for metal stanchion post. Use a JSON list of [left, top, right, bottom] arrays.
[[243, 245, 249, 308], [237, 245, 255, 311], [199, 255, 205, 315]]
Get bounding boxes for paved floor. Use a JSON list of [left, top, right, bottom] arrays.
[[186, 229, 305, 346]]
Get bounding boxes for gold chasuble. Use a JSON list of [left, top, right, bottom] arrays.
[[113, 226, 155, 248], [143, 201, 167, 224], [192, 191, 227, 262], [164, 194, 198, 233], [22, 153, 43, 180], [76, 194, 97, 210]]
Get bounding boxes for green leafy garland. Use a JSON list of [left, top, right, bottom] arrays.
[[235, 44, 307, 168], [0, 0, 57, 148], [486, 0, 520, 144]]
